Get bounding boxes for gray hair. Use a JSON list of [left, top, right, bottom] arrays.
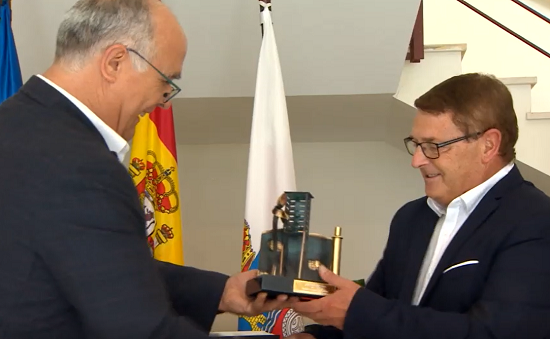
[[54, 0, 156, 72]]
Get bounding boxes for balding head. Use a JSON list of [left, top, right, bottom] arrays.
[[47, 0, 187, 140], [55, 0, 154, 71], [147, 0, 187, 80]]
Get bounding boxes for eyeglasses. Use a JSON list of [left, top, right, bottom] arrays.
[[126, 48, 181, 103], [404, 131, 483, 159]]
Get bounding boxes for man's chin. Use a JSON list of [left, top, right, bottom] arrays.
[[425, 187, 441, 201], [121, 129, 135, 142], [121, 118, 141, 141]]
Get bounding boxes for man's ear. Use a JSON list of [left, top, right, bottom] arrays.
[[481, 128, 502, 164], [100, 45, 128, 83]]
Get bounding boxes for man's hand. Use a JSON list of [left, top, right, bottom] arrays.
[[219, 269, 297, 316], [290, 265, 361, 330]]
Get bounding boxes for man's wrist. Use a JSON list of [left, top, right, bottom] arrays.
[[218, 279, 230, 313]]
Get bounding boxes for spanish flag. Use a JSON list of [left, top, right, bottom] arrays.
[[128, 106, 184, 265]]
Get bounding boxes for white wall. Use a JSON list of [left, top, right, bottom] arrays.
[[507, 80, 550, 175], [395, 45, 464, 107], [176, 141, 425, 331], [424, 0, 550, 112]]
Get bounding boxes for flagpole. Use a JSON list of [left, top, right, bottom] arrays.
[[258, 0, 282, 274], [259, 0, 271, 12], [259, 0, 271, 37], [239, 0, 303, 334]]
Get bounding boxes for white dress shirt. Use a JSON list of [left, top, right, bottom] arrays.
[[36, 74, 130, 162], [411, 161, 515, 305]]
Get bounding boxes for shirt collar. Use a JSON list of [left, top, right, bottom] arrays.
[[36, 74, 130, 163], [427, 162, 515, 217]]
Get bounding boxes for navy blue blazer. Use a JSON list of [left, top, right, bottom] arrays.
[[305, 165, 550, 339], [0, 76, 228, 338]]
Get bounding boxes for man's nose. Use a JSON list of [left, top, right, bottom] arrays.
[[411, 146, 429, 168]]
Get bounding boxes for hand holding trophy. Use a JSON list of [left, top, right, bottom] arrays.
[[246, 192, 343, 300]]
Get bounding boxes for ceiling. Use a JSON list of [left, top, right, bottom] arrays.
[[13, 0, 422, 99]]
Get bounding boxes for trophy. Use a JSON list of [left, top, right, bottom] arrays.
[[245, 191, 343, 300]]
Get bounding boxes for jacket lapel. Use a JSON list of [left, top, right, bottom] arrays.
[[418, 198, 498, 305], [399, 204, 440, 303], [418, 165, 524, 305], [19, 75, 109, 149]]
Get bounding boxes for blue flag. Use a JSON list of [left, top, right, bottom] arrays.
[[0, 0, 22, 104]]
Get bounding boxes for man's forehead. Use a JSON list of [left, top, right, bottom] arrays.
[[152, 46, 185, 80], [410, 111, 457, 141], [156, 38, 186, 81], [409, 134, 438, 142]]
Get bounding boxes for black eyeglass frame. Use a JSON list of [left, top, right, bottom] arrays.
[[403, 131, 484, 159], [126, 48, 181, 103]]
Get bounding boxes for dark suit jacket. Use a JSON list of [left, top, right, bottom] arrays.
[[0, 76, 229, 338], [305, 165, 550, 339]]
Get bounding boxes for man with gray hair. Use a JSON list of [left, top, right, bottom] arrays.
[[0, 0, 292, 338]]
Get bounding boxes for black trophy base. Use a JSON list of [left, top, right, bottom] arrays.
[[246, 275, 335, 300]]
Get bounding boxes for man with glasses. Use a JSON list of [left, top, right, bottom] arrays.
[[0, 0, 293, 338], [127, 47, 181, 103], [288, 73, 550, 339]]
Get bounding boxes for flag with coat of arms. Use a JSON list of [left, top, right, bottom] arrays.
[[238, 1, 305, 336], [126, 0, 183, 266], [128, 106, 184, 266]]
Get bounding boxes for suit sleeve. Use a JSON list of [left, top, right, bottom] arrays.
[[342, 214, 550, 339], [33, 164, 225, 339], [302, 204, 403, 339], [156, 261, 228, 331], [302, 252, 388, 339]]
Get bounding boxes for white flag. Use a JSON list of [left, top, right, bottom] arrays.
[[238, 2, 304, 336]]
